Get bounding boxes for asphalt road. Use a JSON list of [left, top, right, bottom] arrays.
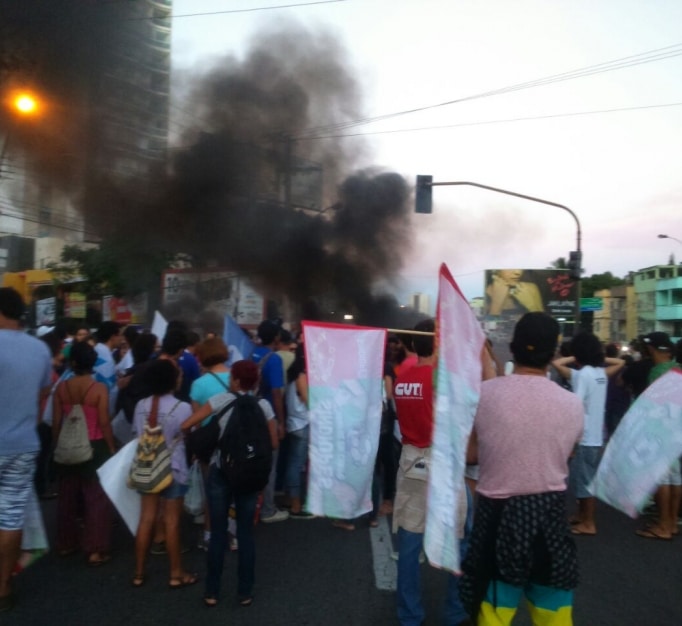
[[3, 496, 682, 625]]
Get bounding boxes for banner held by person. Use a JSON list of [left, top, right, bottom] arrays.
[[303, 321, 386, 519], [590, 369, 682, 517], [425, 263, 485, 574]]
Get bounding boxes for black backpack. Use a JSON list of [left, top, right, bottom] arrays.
[[218, 394, 273, 494]]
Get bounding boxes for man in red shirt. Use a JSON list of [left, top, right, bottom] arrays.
[[393, 319, 470, 626]]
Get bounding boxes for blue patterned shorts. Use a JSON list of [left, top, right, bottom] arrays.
[[0, 452, 38, 530]]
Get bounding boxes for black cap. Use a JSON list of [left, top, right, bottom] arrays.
[[643, 331, 673, 351]]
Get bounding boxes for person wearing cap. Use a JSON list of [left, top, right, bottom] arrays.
[[0, 288, 53, 612], [461, 312, 584, 626], [635, 331, 682, 541], [551, 332, 625, 536]]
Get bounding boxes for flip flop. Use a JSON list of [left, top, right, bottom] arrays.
[[203, 595, 218, 608], [570, 527, 596, 536], [636, 528, 672, 541], [87, 553, 112, 567], [239, 596, 253, 607], [169, 573, 199, 589]]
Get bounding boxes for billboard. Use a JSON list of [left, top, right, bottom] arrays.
[[161, 269, 265, 326], [482, 269, 579, 366]]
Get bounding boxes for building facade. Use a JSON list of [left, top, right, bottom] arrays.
[[633, 264, 682, 342]]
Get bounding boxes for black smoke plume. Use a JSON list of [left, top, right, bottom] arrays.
[[1, 5, 418, 326]]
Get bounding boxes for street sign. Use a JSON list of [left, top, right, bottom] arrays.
[[580, 297, 603, 312]]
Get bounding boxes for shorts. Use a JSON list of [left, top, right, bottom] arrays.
[[569, 445, 602, 499], [660, 459, 682, 486], [160, 480, 188, 500], [0, 452, 38, 530]]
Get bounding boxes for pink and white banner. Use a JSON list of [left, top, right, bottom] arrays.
[[303, 321, 386, 519], [590, 369, 682, 517], [425, 264, 485, 573]]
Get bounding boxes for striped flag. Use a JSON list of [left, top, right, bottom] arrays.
[[425, 264, 485, 573], [303, 321, 386, 518]]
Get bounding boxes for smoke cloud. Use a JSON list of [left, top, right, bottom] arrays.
[[1, 5, 418, 326]]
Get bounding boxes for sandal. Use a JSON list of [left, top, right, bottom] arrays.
[[131, 574, 145, 588], [239, 596, 253, 607], [169, 573, 199, 589], [87, 553, 112, 567], [203, 595, 218, 608]]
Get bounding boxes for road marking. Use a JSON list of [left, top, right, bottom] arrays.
[[370, 516, 397, 591]]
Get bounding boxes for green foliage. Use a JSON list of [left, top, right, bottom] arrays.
[[49, 237, 172, 298], [548, 257, 568, 269], [579, 272, 626, 297]]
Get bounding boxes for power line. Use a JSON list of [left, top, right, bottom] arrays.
[[128, 0, 347, 21], [294, 42, 682, 138], [295, 101, 682, 140]]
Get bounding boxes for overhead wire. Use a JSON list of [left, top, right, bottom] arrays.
[[294, 42, 682, 138], [295, 101, 682, 140]]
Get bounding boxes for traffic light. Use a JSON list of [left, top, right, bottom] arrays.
[[568, 250, 582, 280], [415, 175, 433, 214]]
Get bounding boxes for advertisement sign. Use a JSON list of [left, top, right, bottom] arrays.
[[161, 269, 264, 326], [102, 294, 147, 325], [482, 269, 579, 364], [64, 292, 86, 318], [35, 297, 56, 325]]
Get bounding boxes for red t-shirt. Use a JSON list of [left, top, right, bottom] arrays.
[[394, 363, 434, 448]]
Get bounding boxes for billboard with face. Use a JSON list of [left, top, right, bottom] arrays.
[[483, 269, 579, 366]]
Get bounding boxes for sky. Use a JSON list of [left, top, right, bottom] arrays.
[[170, 0, 682, 305]]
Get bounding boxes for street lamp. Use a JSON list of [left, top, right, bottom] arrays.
[[1, 90, 43, 179], [657, 233, 682, 246]]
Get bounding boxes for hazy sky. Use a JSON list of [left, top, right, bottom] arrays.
[[171, 0, 682, 302]]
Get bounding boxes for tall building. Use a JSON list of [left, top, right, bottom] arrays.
[[92, 0, 172, 184], [0, 1, 173, 266]]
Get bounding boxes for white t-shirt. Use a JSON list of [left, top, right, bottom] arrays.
[[569, 365, 608, 447]]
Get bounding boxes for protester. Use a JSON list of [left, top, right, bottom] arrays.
[[131, 359, 195, 589], [252, 320, 288, 523], [392, 319, 470, 626], [284, 344, 314, 519], [461, 312, 584, 625], [177, 330, 201, 403], [181, 360, 279, 608], [0, 288, 53, 613], [94, 321, 122, 416], [635, 331, 682, 540], [370, 345, 398, 525], [53, 342, 116, 567], [189, 337, 231, 549], [552, 332, 625, 536]]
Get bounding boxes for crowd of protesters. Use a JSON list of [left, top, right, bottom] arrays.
[[1, 283, 681, 624]]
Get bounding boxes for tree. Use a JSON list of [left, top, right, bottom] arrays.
[[548, 257, 568, 269], [49, 237, 173, 298], [579, 272, 626, 297]]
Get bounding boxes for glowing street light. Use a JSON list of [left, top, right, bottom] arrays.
[[13, 92, 39, 115]]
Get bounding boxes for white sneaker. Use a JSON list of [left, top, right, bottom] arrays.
[[261, 509, 289, 523]]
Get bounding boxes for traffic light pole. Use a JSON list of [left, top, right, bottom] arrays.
[[426, 180, 582, 257], [419, 179, 583, 330]]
